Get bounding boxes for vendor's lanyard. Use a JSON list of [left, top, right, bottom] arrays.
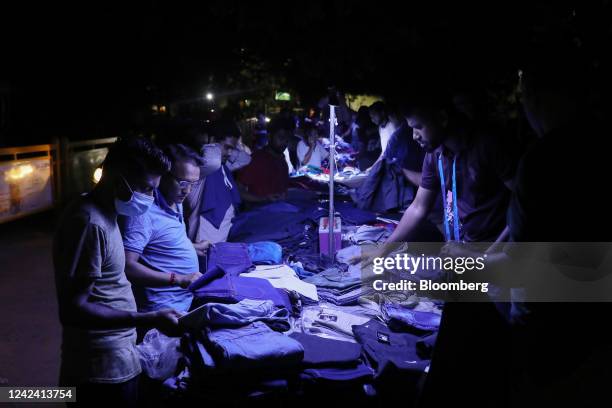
[[438, 155, 460, 242]]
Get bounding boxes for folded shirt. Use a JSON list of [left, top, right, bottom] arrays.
[[304, 265, 361, 290], [180, 299, 291, 332], [289, 332, 362, 368], [241, 265, 319, 302], [301, 306, 371, 340], [352, 319, 430, 380], [204, 321, 304, 371]]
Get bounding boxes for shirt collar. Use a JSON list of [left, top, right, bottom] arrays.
[[154, 189, 183, 222]]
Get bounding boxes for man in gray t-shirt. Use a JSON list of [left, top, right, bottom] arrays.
[[53, 137, 183, 406]]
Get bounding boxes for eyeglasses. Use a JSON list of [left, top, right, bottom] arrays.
[[169, 173, 200, 189]]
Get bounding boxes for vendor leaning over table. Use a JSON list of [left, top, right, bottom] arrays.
[[356, 89, 520, 408]]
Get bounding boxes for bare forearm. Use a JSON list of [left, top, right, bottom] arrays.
[[402, 169, 422, 186], [125, 261, 174, 287], [60, 299, 157, 330], [387, 205, 426, 243]]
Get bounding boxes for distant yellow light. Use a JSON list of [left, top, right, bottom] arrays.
[[159, 105, 167, 113], [265, 117, 271, 123], [152, 104, 159, 112], [93, 167, 103, 183], [5, 164, 34, 181]]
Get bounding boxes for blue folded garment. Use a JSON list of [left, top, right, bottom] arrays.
[[182, 299, 291, 332], [204, 321, 304, 371], [289, 332, 362, 368], [247, 241, 283, 265], [381, 303, 441, 331]]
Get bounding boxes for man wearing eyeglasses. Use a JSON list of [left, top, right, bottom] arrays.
[[120, 144, 215, 314]]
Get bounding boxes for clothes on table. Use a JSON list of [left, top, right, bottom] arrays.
[[304, 264, 360, 290], [318, 286, 375, 306], [416, 333, 438, 360], [289, 332, 362, 368], [301, 305, 371, 341], [381, 302, 441, 332], [345, 225, 391, 245], [241, 265, 319, 302], [352, 319, 430, 380], [207, 242, 253, 275], [335, 245, 361, 265], [300, 364, 374, 385], [189, 265, 293, 311], [180, 299, 291, 332], [203, 321, 304, 370], [247, 241, 283, 265]]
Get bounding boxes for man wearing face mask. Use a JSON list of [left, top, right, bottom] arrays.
[[236, 116, 294, 203], [53, 137, 183, 406], [121, 144, 214, 313]]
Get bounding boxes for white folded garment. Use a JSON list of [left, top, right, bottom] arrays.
[[241, 265, 319, 301]]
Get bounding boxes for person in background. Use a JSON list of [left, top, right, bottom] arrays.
[[253, 111, 268, 149], [236, 116, 294, 202], [53, 137, 182, 406], [189, 120, 245, 243], [297, 122, 327, 168], [121, 144, 211, 314], [369, 101, 399, 159], [352, 106, 380, 169], [383, 106, 425, 189]]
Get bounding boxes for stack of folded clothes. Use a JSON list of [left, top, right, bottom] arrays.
[[304, 264, 374, 306], [288, 332, 373, 385]]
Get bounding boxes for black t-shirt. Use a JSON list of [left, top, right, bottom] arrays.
[[421, 128, 519, 242]]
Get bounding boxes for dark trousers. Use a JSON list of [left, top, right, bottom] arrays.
[[73, 375, 140, 407]]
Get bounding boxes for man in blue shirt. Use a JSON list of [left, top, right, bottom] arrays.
[[120, 144, 211, 313]]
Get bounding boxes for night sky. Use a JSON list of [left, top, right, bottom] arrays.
[[2, 1, 611, 145]]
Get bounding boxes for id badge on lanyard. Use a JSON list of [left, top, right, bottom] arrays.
[[437, 155, 460, 242]]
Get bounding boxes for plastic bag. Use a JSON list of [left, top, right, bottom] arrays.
[[136, 329, 182, 380]]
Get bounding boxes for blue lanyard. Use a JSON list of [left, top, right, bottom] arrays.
[[438, 155, 460, 242]]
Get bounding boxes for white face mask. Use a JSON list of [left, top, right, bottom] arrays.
[[114, 176, 154, 216]]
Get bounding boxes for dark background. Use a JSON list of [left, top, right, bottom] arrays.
[[1, 0, 611, 145]]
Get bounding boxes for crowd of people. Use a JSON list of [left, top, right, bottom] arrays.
[[52, 45, 610, 406]]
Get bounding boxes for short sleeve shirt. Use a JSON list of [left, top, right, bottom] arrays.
[[420, 128, 518, 242], [53, 194, 140, 384]]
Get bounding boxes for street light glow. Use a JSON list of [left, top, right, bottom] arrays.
[[206, 92, 214, 101]]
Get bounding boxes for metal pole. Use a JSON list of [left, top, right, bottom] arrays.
[[328, 105, 336, 258]]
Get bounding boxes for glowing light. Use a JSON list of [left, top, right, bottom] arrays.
[[206, 92, 214, 101], [265, 117, 271, 123], [159, 105, 167, 113], [93, 167, 103, 183], [5, 164, 34, 181], [210, 109, 215, 113]]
